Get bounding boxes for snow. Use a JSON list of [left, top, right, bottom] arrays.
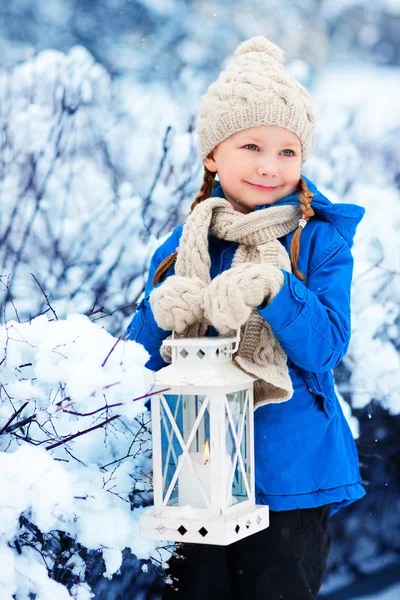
[[350, 582, 400, 600], [382, 0, 400, 16], [0, 314, 169, 597], [314, 66, 400, 144], [307, 66, 400, 416], [336, 389, 359, 438], [1, 314, 152, 410]]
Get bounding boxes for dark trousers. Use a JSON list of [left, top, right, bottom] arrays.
[[162, 504, 332, 600]]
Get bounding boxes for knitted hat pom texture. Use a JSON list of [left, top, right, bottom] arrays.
[[235, 36, 284, 64]]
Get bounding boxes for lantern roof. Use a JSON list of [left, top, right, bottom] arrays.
[[155, 360, 257, 388], [154, 335, 257, 388]]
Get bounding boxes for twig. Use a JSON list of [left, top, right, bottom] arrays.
[[85, 296, 100, 317], [5, 413, 38, 434], [100, 420, 147, 470], [31, 274, 58, 320], [101, 336, 122, 367], [0, 402, 29, 436], [62, 387, 169, 417], [1, 386, 167, 436], [142, 125, 172, 234], [0, 276, 21, 322], [45, 414, 120, 451], [90, 302, 137, 322]]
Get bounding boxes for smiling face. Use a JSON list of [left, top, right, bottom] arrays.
[[203, 125, 302, 214]]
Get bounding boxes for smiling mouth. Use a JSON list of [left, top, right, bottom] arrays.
[[246, 182, 279, 190]]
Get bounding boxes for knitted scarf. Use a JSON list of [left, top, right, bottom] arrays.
[[164, 196, 302, 409]]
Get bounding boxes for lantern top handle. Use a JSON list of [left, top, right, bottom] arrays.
[[168, 329, 241, 355]]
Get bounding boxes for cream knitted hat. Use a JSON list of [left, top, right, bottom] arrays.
[[197, 36, 316, 162]]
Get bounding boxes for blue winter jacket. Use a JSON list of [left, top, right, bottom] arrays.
[[127, 176, 366, 515]]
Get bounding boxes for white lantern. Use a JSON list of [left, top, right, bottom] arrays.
[[139, 333, 270, 546]]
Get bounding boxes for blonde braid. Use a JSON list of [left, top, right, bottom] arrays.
[[290, 176, 315, 281], [190, 166, 216, 212]]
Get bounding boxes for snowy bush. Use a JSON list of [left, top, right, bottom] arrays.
[[306, 65, 400, 415], [0, 314, 171, 599], [0, 46, 199, 333]]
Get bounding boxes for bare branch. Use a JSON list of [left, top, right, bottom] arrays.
[[0, 275, 21, 322], [62, 387, 169, 417], [0, 402, 29, 436], [45, 414, 120, 451], [31, 274, 58, 320], [101, 336, 122, 367]]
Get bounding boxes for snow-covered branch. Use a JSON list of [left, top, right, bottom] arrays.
[[0, 314, 170, 599]]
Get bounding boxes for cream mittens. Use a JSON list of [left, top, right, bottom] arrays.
[[202, 263, 285, 335], [149, 275, 207, 334], [150, 264, 285, 336]]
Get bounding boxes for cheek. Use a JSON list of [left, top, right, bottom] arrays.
[[283, 165, 301, 192], [223, 158, 245, 177], [286, 161, 301, 180]]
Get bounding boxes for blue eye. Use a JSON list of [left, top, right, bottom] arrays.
[[281, 149, 294, 156], [244, 144, 259, 151]]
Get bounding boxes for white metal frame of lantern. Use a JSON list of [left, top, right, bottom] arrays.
[[139, 332, 270, 546]]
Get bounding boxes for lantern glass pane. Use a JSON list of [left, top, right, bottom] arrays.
[[160, 394, 211, 508], [225, 390, 251, 505]]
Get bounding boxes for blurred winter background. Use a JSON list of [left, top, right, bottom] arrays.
[[0, 0, 399, 598]]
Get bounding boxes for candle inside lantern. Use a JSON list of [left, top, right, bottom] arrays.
[[178, 441, 233, 508], [204, 439, 210, 463]]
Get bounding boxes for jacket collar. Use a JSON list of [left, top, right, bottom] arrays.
[[211, 176, 365, 247]]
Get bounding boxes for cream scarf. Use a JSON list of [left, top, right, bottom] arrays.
[[165, 196, 302, 409]]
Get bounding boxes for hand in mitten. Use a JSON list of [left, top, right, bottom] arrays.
[[149, 275, 207, 333], [203, 263, 284, 335]]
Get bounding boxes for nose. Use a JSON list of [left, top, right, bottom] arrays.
[[257, 159, 278, 177]]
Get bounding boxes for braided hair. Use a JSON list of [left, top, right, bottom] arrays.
[[290, 176, 315, 281]]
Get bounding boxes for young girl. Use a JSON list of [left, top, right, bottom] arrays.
[[127, 36, 366, 600]]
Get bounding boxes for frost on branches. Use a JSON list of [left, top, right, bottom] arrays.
[[0, 45, 199, 334], [0, 314, 170, 599]]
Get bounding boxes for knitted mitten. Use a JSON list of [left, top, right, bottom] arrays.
[[149, 275, 207, 334], [203, 263, 284, 335]]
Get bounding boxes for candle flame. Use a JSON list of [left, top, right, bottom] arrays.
[[203, 440, 210, 465]]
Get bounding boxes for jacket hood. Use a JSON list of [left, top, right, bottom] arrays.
[[211, 175, 365, 248]]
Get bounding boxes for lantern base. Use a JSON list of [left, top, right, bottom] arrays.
[[140, 504, 270, 546]]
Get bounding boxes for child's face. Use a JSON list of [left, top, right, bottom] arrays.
[[204, 125, 302, 214]]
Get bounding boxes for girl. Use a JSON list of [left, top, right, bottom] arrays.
[[127, 36, 366, 600]]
